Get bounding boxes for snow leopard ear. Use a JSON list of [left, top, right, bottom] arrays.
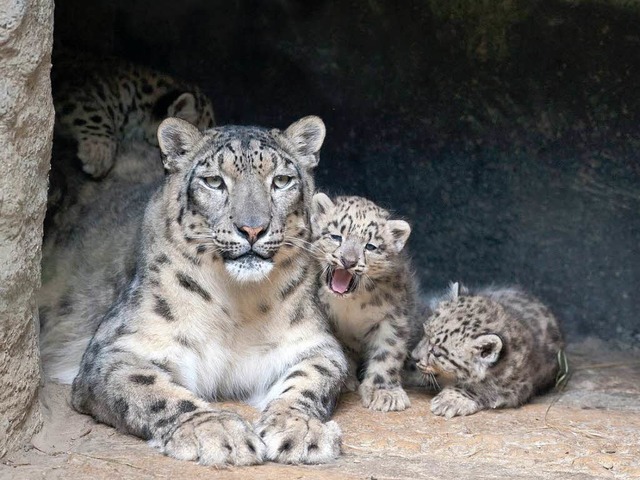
[[387, 220, 411, 252], [167, 93, 199, 126], [311, 192, 335, 235], [450, 282, 460, 299], [449, 282, 469, 300], [282, 116, 326, 169], [473, 334, 503, 365], [157, 117, 203, 173]]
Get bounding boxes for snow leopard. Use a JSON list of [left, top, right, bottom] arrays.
[[52, 49, 215, 179], [310, 193, 417, 411], [39, 115, 348, 466], [412, 283, 564, 418]]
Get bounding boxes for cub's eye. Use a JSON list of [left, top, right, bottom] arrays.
[[330, 234, 342, 243], [365, 243, 377, 251], [202, 176, 224, 190], [273, 175, 292, 190]]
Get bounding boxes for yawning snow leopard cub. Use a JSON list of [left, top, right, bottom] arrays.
[[412, 283, 564, 418], [311, 194, 417, 411], [52, 50, 215, 178]]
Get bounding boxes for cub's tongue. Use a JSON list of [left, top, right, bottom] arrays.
[[331, 269, 353, 294]]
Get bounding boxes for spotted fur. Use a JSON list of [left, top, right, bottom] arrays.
[[39, 116, 347, 466], [52, 50, 215, 178], [412, 283, 564, 418], [310, 194, 417, 412]]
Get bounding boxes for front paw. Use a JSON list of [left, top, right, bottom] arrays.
[[431, 388, 481, 419], [256, 410, 341, 464], [155, 410, 265, 466], [359, 384, 411, 412], [77, 137, 117, 178]]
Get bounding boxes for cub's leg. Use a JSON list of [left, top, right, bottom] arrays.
[[430, 387, 481, 419], [72, 338, 265, 466], [358, 318, 411, 412], [256, 340, 347, 464]]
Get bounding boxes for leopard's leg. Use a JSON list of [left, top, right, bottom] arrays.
[[256, 338, 347, 464], [72, 336, 264, 466], [358, 317, 411, 412]]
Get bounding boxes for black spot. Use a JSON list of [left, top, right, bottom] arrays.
[[258, 303, 271, 314], [178, 400, 197, 413], [153, 295, 175, 322], [130, 374, 156, 385], [281, 386, 294, 395], [223, 442, 233, 453], [150, 399, 167, 413], [285, 370, 308, 381], [312, 364, 331, 376], [301, 390, 317, 401], [278, 440, 292, 453], [372, 351, 389, 362], [247, 441, 256, 453], [290, 303, 305, 325], [114, 398, 129, 417], [90, 115, 103, 123], [73, 118, 87, 126], [308, 443, 318, 450], [373, 374, 385, 385], [176, 272, 212, 302], [155, 254, 170, 264], [139, 425, 152, 440]]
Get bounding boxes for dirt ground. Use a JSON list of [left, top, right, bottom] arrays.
[[2, 338, 639, 480]]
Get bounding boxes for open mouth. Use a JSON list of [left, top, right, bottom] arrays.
[[326, 267, 357, 295]]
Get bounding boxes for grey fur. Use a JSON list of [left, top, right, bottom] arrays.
[[40, 116, 347, 466], [412, 284, 565, 418]]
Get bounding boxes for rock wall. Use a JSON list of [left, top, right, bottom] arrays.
[[0, 0, 54, 458]]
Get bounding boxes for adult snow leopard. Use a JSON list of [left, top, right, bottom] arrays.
[[39, 116, 347, 465]]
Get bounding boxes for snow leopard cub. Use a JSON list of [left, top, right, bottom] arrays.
[[52, 49, 215, 178], [311, 194, 417, 411], [412, 283, 564, 418]]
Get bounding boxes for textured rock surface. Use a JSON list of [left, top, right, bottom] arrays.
[[0, 0, 54, 459], [2, 340, 639, 479]]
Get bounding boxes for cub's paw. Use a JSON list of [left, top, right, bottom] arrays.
[[77, 137, 117, 178], [431, 388, 481, 419], [256, 410, 341, 464], [359, 384, 411, 412], [155, 410, 265, 466]]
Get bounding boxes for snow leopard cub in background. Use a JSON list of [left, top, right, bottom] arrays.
[[311, 193, 418, 412], [412, 283, 564, 418], [52, 49, 215, 178]]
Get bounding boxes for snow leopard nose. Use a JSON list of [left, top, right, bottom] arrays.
[[238, 224, 268, 245], [340, 256, 357, 269]]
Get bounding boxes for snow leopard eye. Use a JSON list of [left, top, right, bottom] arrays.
[[202, 176, 224, 190], [330, 234, 342, 243], [365, 243, 377, 252], [273, 175, 292, 190]]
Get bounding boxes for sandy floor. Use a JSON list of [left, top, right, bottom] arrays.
[[2, 339, 639, 480]]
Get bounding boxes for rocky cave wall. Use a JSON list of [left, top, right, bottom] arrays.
[[0, 0, 54, 458]]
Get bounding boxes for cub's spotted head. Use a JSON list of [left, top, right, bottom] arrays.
[[145, 88, 215, 146], [310, 194, 410, 296], [412, 283, 505, 385], [158, 115, 325, 282]]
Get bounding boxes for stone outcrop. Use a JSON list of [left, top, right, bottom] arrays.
[[0, 0, 54, 458]]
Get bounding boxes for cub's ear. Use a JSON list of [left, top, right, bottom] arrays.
[[310, 192, 335, 235], [473, 334, 503, 365], [312, 192, 335, 217], [157, 117, 203, 173], [282, 116, 326, 168], [387, 219, 411, 252], [167, 92, 199, 125]]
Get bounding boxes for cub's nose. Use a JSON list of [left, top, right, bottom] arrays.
[[340, 256, 357, 269], [238, 224, 268, 245]]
